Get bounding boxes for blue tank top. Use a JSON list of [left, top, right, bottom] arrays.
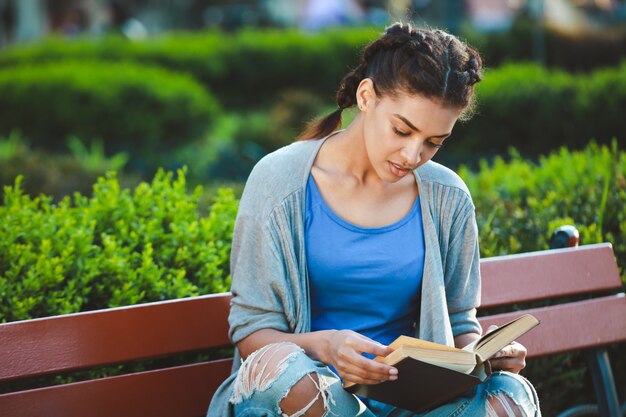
[[305, 172, 425, 349]]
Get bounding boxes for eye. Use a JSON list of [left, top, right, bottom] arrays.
[[393, 127, 411, 137], [427, 140, 445, 149]]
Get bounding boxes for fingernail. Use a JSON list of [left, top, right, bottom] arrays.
[[389, 375, 398, 381], [389, 367, 398, 375]]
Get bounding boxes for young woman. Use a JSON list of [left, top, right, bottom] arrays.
[[207, 23, 541, 417]]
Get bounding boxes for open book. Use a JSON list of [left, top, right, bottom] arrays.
[[345, 314, 540, 412]]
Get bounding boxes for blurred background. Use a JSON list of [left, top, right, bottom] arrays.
[[0, 2, 625, 415], [0, 0, 624, 194]]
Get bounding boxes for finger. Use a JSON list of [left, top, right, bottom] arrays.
[[341, 357, 397, 382], [343, 373, 390, 386], [493, 342, 527, 359], [340, 364, 398, 385], [336, 351, 397, 381], [486, 324, 499, 333], [352, 334, 395, 357], [493, 344, 513, 359], [490, 356, 526, 373]]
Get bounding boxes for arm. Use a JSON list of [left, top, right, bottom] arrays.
[[454, 332, 480, 349], [229, 161, 396, 386], [237, 328, 335, 361], [237, 328, 398, 385], [444, 197, 482, 338]]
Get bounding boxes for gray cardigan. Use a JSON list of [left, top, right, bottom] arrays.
[[207, 134, 482, 416]]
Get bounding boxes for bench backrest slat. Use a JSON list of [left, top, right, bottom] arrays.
[[0, 359, 233, 417], [0, 293, 232, 382], [478, 294, 626, 358], [480, 243, 621, 308]]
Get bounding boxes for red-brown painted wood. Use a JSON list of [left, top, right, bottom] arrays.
[[0, 293, 232, 382], [478, 294, 626, 358], [0, 359, 233, 417], [1, 243, 624, 416], [480, 243, 621, 308]]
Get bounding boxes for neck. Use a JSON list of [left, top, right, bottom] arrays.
[[322, 114, 383, 187]]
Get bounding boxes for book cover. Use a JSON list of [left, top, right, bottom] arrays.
[[344, 314, 539, 412], [347, 358, 484, 412]]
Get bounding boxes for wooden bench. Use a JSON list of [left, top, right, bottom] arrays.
[[1, 243, 625, 417]]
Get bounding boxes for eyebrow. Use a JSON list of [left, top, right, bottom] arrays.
[[393, 114, 451, 139]]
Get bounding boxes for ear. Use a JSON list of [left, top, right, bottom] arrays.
[[356, 78, 377, 112]]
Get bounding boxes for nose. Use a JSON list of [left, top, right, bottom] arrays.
[[401, 140, 422, 169]]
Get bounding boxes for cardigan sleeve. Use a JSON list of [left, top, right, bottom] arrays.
[[227, 166, 293, 346], [443, 197, 483, 337]]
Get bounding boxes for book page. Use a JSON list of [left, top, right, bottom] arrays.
[[388, 335, 462, 352], [464, 314, 540, 362]]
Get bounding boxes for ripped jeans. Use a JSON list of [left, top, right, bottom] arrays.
[[230, 342, 541, 417]]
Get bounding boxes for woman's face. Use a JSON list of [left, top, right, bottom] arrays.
[[358, 81, 463, 183]]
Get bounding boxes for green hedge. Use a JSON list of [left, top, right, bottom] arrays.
[[0, 132, 134, 199], [0, 29, 378, 109], [2, 141, 624, 320], [460, 140, 625, 276], [442, 62, 626, 165], [464, 15, 626, 71], [0, 61, 220, 159], [214, 63, 626, 173], [1, 24, 624, 108], [0, 30, 624, 166], [0, 169, 236, 323]]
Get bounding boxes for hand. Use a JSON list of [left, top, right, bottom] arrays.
[[485, 325, 527, 374], [321, 330, 398, 385]]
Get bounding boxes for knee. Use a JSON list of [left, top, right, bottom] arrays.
[[279, 372, 328, 417], [231, 342, 331, 417], [485, 372, 541, 417]]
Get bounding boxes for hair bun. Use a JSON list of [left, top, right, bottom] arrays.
[[465, 55, 483, 86], [385, 23, 412, 36], [466, 69, 481, 86], [381, 23, 415, 49]]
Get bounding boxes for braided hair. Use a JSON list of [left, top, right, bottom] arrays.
[[298, 23, 483, 140]]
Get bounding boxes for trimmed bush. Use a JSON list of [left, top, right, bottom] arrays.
[[575, 65, 626, 146], [0, 30, 624, 168], [0, 132, 134, 199], [460, 140, 626, 275], [448, 63, 579, 160], [0, 33, 230, 88], [0, 169, 236, 323], [2, 141, 624, 322], [0, 29, 379, 108], [464, 15, 626, 71], [1, 24, 624, 108], [0, 61, 220, 159], [442, 62, 626, 165]]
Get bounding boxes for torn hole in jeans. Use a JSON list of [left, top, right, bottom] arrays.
[[487, 391, 531, 417], [231, 342, 304, 404], [277, 371, 337, 417]]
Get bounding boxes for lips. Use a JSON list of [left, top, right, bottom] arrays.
[[389, 161, 410, 178]]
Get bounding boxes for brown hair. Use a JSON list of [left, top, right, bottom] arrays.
[[298, 23, 483, 140]]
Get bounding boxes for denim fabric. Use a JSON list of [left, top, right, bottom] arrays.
[[231, 348, 540, 417]]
